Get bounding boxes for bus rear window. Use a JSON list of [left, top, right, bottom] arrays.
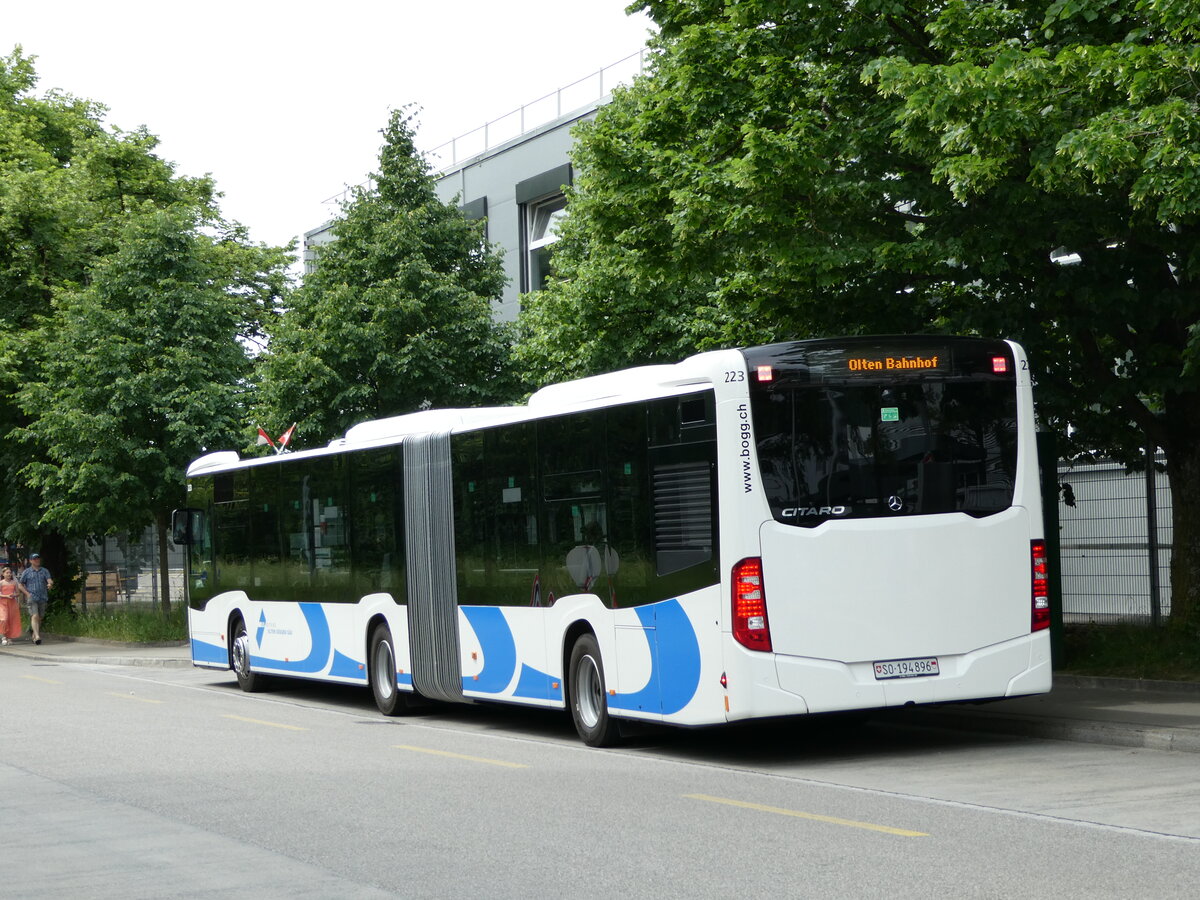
[[749, 368, 1018, 527]]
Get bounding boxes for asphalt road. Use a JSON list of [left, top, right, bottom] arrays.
[[3, 654, 1198, 899]]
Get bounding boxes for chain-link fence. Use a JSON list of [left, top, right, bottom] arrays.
[[73, 530, 185, 610], [1057, 455, 1172, 624]]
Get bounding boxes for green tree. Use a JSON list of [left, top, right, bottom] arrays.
[[257, 109, 517, 444], [521, 1, 1200, 627], [516, 0, 936, 378], [867, 0, 1200, 628], [0, 47, 287, 604], [17, 208, 288, 611]]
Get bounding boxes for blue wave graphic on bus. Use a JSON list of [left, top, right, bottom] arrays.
[[461, 606, 519, 694], [207, 598, 698, 712], [192, 638, 228, 666], [608, 599, 701, 715], [249, 602, 332, 674], [459, 599, 699, 713], [514, 663, 560, 701], [460, 606, 557, 700], [329, 649, 367, 681]]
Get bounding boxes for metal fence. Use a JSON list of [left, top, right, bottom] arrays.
[[1056, 454, 1172, 624], [73, 529, 185, 610]]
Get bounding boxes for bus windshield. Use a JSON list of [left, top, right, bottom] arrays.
[[746, 338, 1019, 527]]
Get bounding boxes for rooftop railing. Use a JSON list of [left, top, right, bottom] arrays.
[[322, 48, 649, 207], [425, 48, 647, 171]]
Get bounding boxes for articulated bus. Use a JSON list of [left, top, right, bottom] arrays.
[[174, 336, 1051, 746]]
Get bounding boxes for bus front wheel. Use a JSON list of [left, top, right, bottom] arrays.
[[370, 623, 412, 716], [230, 618, 268, 693], [568, 633, 622, 747]]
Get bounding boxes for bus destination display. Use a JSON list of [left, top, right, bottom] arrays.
[[847, 354, 942, 373]]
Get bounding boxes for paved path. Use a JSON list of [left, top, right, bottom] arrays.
[[4, 635, 1199, 753]]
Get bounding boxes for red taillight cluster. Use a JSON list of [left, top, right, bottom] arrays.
[[1031, 540, 1050, 631], [732, 557, 772, 651]]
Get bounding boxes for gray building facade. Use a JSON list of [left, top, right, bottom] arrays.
[[303, 105, 595, 322], [432, 107, 596, 321], [303, 50, 649, 321]]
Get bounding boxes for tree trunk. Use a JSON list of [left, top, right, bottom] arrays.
[[37, 531, 69, 594], [155, 511, 171, 614], [1166, 439, 1200, 631]]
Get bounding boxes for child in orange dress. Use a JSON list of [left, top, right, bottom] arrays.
[[0, 566, 28, 644]]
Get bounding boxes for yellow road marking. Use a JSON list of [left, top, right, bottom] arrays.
[[20, 674, 62, 685], [106, 691, 163, 704], [223, 714, 307, 732], [393, 744, 528, 769], [684, 794, 928, 837]]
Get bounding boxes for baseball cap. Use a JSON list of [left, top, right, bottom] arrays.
[[29, 552, 40, 559]]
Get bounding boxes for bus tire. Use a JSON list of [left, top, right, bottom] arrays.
[[230, 617, 268, 693], [369, 623, 411, 716], [568, 633, 622, 747]]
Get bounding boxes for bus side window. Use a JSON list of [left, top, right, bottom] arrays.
[[605, 403, 652, 608], [487, 423, 540, 606], [185, 479, 216, 609], [539, 412, 607, 605], [452, 431, 489, 605], [647, 393, 720, 600], [248, 465, 284, 599], [213, 470, 252, 591], [351, 447, 404, 603]]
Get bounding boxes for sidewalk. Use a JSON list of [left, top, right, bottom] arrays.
[[3, 637, 1200, 753], [893, 675, 1200, 754], [0, 634, 191, 668]]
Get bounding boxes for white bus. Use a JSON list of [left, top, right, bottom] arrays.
[[174, 336, 1051, 745]]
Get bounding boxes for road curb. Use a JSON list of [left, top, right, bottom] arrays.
[[43, 634, 189, 649], [1054, 673, 1200, 695], [900, 707, 1200, 754], [44, 655, 194, 668], [0, 647, 192, 668]]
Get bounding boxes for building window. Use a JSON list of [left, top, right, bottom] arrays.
[[516, 163, 572, 295], [460, 197, 488, 241], [524, 194, 567, 293]]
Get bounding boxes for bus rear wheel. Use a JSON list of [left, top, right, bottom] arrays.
[[230, 617, 268, 693], [568, 633, 622, 747], [370, 623, 412, 716]]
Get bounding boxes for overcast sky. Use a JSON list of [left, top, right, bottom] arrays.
[[4, 1, 654, 255]]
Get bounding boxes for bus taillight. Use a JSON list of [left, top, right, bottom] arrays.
[[1032, 540, 1050, 631], [733, 557, 772, 651]]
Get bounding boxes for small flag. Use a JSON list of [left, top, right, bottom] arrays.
[[277, 423, 297, 452], [256, 426, 276, 450]]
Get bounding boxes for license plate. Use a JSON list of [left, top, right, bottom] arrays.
[[873, 657, 940, 680]]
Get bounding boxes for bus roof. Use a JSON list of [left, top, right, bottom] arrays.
[[185, 348, 737, 478], [187, 337, 1007, 477]]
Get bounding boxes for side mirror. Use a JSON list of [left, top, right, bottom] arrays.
[[171, 508, 198, 545]]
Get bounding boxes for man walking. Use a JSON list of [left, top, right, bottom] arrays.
[[18, 553, 52, 645]]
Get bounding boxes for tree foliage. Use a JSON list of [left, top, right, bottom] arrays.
[[0, 47, 289, 606], [19, 209, 285, 531], [257, 109, 517, 445], [520, 1, 1200, 626]]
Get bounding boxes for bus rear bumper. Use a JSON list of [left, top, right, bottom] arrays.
[[728, 631, 1051, 720]]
